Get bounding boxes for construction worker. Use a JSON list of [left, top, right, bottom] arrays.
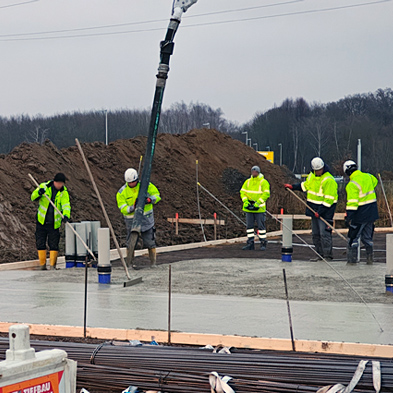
[[117, 168, 161, 268], [343, 160, 379, 265], [285, 157, 338, 261], [240, 165, 270, 250], [31, 173, 71, 270]]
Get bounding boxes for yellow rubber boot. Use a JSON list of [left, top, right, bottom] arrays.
[[38, 250, 47, 270], [148, 248, 157, 268], [49, 250, 58, 270]]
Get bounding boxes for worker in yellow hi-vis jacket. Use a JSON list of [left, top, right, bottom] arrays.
[[31, 172, 71, 270], [240, 166, 270, 251]]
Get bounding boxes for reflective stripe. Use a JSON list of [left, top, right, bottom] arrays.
[[241, 189, 262, 194], [307, 190, 324, 197], [307, 198, 323, 204], [358, 199, 377, 206], [124, 209, 152, 218], [347, 206, 358, 210], [120, 204, 128, 210], [325, 195, 335, 200]]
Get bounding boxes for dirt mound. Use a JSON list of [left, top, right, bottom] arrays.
[[0, 129, 295, 262]]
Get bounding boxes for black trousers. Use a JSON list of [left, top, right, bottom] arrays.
[[35, 221, 60, 251]]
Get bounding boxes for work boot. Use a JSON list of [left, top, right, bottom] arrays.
[[126, 249, 135, 268], [38, 250, 47, 270], [260, 240, 267, 251], [310, 255, 323, 262], [242, 240, 254, 250], [148, 248, 157, 268], [365, 246, 374, 265], [49, 250, 58, 270], [346, 246, 358, 265]]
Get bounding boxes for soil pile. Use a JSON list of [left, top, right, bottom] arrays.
[[0, 129, 296, 262]]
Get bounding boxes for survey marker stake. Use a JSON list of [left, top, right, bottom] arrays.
[[283, 269, 296, 351], [126, 0, 199, 267], [75, 139, 142, 287]]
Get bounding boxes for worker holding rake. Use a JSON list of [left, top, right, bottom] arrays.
[[285, 157, 338, 261], [31, 172, 71, 270]]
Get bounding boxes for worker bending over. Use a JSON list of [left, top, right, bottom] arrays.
[[285, 157, 337, 261], [31, 173, 71, 270], [343, 160, 379, 265], [240, 165, 271, 250], [117, 168, 161, 268]]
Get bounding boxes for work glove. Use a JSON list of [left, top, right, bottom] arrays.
[[38, 188, 45, 196], [127, 205, 135, 214], [62, 216, 69, 223], [146, 197, 152, 204], [284, 184, 293, 190], [246, 203, 258, 211], [314, 212, 320, 219]]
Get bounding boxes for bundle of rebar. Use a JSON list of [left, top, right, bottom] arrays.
[[0, 338, 392, 392]]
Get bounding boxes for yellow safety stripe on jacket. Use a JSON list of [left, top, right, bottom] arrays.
[[301, 171, 338, 207], [345, 171, 377, 211], [31, 181, 71, 229], [240, 174, 270, 213], [117, 181, 161, 217]]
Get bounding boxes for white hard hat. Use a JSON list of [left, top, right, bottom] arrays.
[[343, 160, 357, 175], [311, 157, 324, 171], [124, 168, 138, 183]]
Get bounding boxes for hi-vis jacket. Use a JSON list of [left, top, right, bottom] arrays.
[[240, 173, 270, 213], [31, 181, 71, 229], [117, 182, 161, 231], [294, 170, 338, 219], [346, 170, 379, 224]]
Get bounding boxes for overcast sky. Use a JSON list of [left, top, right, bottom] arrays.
[[0, 0, 392, 124]]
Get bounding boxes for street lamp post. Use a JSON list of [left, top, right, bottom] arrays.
[[242, 131, 248, 146], [266, 146, 270, 151], [253, 142, 258, 151], [104, 110, 108, 145], [278, 143, 282, 166], [202, 122, 210, 129]]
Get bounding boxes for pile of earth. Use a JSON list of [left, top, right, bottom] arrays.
[[0, 129, 299, 262]]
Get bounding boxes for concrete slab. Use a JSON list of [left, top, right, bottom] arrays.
[[0, 260, 393, 346]]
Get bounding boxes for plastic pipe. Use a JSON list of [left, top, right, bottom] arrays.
[[97, 228, 111, 284], [282, 217, 293, 262], [65, 222, 76, 268], [386, 234, 393, 294]]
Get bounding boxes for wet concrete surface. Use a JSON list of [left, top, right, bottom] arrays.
[[1, 250, 393, 345]]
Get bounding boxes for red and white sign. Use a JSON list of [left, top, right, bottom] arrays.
[[0, 371, 64, 393]]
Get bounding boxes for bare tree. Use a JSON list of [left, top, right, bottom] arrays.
[[25, 126, 48, 144]]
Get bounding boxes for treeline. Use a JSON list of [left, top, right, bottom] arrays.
[[0, 89, 392, 175], [0, 102, 239, 154], [236, 88, 393, 175]]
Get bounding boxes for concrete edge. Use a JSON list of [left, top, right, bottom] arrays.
[[0, 322, 391, 358], [1, 227, 391, 272]]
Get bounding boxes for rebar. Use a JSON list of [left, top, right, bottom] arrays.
[[0, 338, 391, 393]]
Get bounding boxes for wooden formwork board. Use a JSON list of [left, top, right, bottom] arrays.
[[0, 322, 392, 358]]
